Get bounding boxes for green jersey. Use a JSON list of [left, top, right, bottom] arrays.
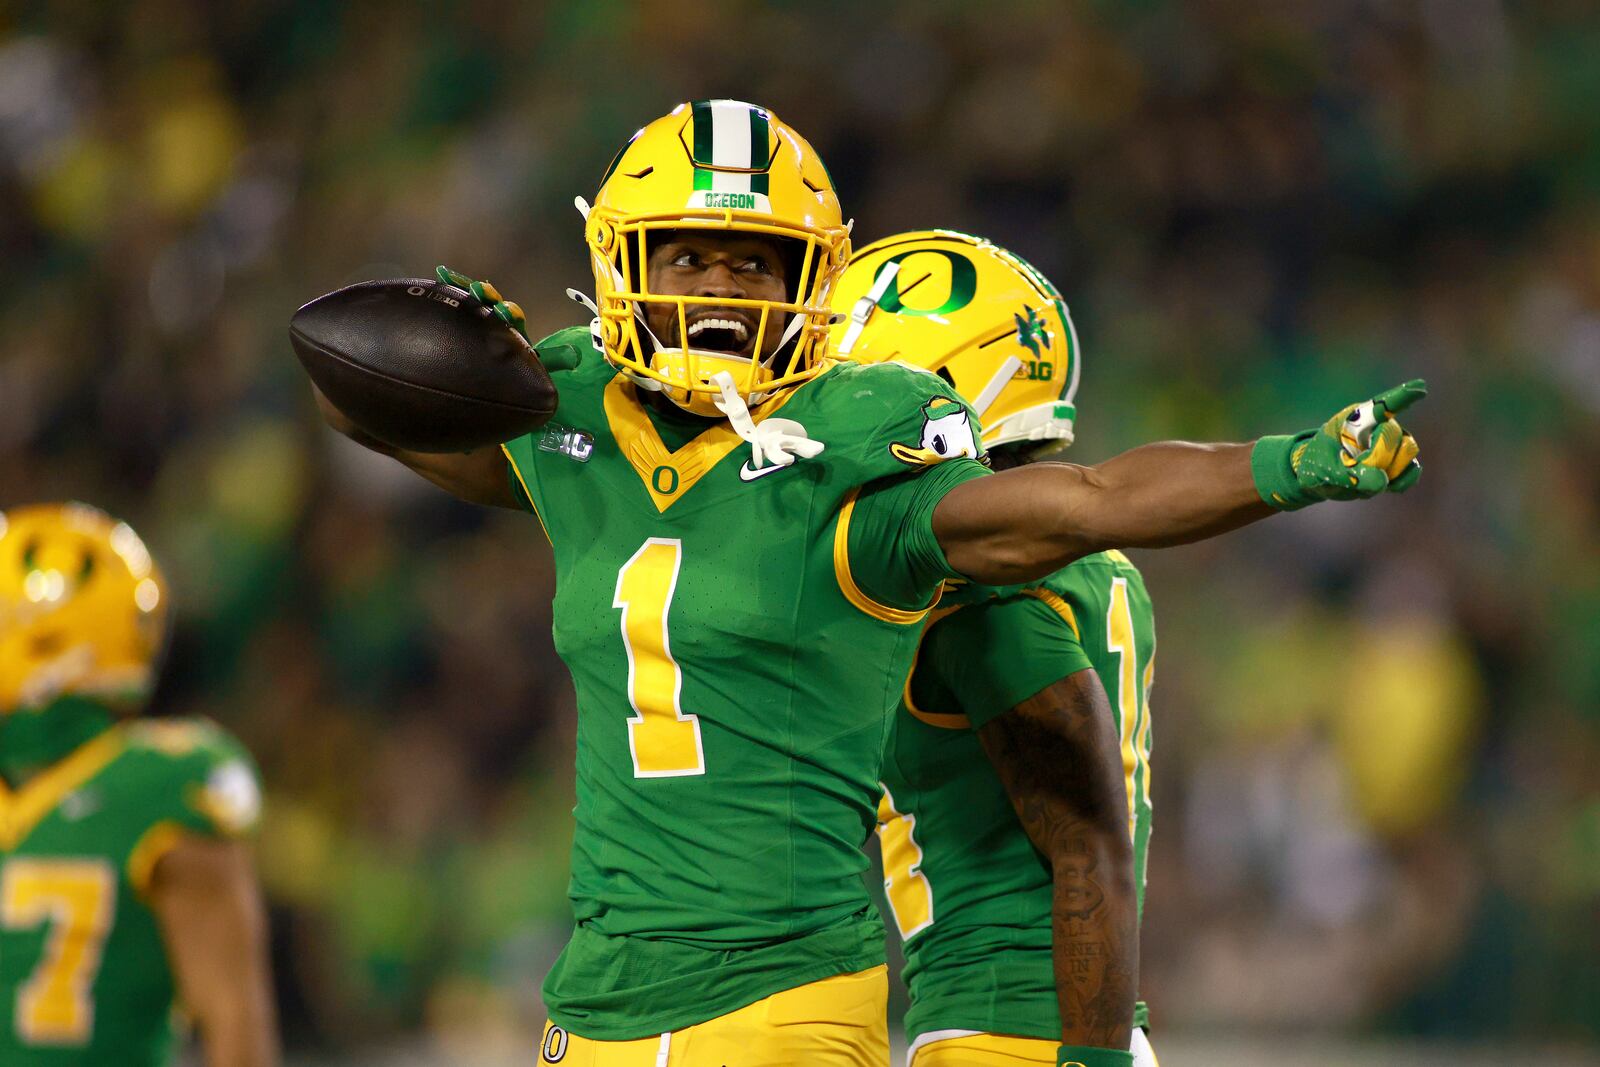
[[502, 327, 989, 1039], [0, 717, 262, 1066], [877, 551, 1156, 1044]]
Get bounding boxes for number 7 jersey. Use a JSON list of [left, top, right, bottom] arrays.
[[0, 717, 261, 1066], [502, 326, 989, 1040]]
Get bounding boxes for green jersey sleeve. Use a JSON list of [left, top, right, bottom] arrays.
[[912, 592, 1097, 728], [846, 459, 990, 611], [836, 360, 992, 611], [119, 719, 263, 894]]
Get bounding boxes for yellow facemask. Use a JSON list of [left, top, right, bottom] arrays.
[[830, 230, 1080, 450], [0, 503, 169, 716], [582, 100, 852, 417]]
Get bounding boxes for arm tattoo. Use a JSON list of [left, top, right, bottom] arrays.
[[978, 670, 1138, 1050]]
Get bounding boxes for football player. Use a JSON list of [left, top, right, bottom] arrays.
[[0, 504, 276, 1067], [308, 100, 1422, 1066], [836, 231, 1158, 1067]]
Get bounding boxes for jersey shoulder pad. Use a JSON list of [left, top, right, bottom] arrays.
[[1034, 551, 1152, 629], [530, 323, 600, 375], [807, 360, 986, 476], [119, 718, 263, 839], [506, 323, 613, 463]]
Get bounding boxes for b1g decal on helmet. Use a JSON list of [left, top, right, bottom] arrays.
[[541, 1024, 569, 1062], [889, 398, 978, 467]]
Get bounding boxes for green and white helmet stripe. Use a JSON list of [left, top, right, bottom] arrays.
[[688, 100, 773, 211]]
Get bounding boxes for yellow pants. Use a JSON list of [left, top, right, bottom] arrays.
[[909, 1028, 1159, 1067], [539, 966, 889, 1067]]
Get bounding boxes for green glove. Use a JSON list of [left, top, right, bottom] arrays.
[[436, 265, 529, 341], [1057, 1046, 1134, 1067], [1252, 379, 1426, 510]]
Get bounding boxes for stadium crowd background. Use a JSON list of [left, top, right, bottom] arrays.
[[2, 1, 1596, 1061]]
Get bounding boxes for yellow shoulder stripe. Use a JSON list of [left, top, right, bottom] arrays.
[[0, 728, 125, 850], [833, 489, 936, 626], [1023, 587, 1081, 639], [126, 821, 189, 898], [902, 604, 970, 729]]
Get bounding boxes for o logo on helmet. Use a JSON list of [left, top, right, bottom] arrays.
[[873, 250, 978, 317], [651, 465, 680, 495], [541, 1025, 568, 1062]]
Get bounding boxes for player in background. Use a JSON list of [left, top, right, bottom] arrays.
[[307, 100, 1422, 1066], [0, 504, 276, 1067], [836, 232, 1158, 1067]]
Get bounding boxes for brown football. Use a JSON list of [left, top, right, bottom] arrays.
[[290, 278, 557, 453]]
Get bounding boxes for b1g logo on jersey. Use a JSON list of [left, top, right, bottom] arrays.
[[541, 1024, 569, 1062], [538, 424, 594, 462], [889, 398, 978, 467]]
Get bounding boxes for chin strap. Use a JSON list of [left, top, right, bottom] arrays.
[[835, 260, 901, 356], [712, 372, 824, 469]]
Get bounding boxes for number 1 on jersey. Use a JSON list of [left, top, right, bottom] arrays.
[[614, 538, 705, 777], [1106, 577, 1152, 845], [877, 788, 934, 940]]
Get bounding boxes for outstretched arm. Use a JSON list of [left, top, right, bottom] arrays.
[[936, 380, 1426, 585], [150, 838, 278, 1067], [937, 442, 1265, 582], [978, 670, 1137, 1054]]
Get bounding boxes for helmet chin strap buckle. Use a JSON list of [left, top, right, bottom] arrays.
[[836, 260, 900, 356], [711, 371, 825, 469]]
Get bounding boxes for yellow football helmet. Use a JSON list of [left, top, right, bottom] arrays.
[[0, 503, 170, 715], [582, 100, 852, 417], [831, 230, 1080, 450]]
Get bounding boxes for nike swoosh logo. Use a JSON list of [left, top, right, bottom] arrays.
[[738, 460, 791, 482]]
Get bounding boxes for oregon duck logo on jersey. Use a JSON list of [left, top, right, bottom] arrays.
[[889, 398, 979, 467]]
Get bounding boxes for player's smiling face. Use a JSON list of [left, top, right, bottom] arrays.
[[644, 232, 790, 361]]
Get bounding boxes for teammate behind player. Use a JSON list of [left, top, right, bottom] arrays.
[[837, 232, 1157, 1067], [306, 101, 1422, 1066], [0, 504, 276, 1067]]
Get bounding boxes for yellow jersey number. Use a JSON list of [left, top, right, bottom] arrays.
[[1105, 576, 1154, 843], [876, 787, 934, 940], [614, 538, 706, 777], [1, 857, 115, 1045]]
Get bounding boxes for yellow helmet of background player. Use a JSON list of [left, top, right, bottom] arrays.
[[582, 100, 852, 417], [0, 503, 170, 715], [830, 230, 1080, 450]]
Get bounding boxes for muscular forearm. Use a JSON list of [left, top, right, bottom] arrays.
[[978, 678, 1139, 1049], [198, 995, 278, 1067], [937, 441, 1269, 584], [1049, 829, 1138, 1049]]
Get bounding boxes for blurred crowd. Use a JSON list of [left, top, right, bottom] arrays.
[[3, 0, 1597, 1057]]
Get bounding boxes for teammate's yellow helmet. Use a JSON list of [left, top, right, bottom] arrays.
[[0, 503, 170, 715], [583, 100, 851, 417], [831, 230, 1080, 450]]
